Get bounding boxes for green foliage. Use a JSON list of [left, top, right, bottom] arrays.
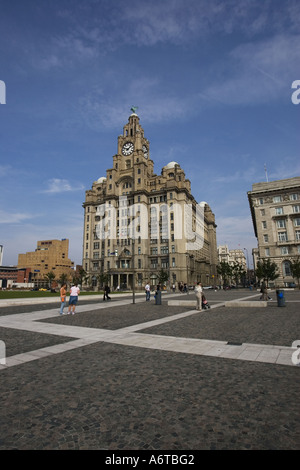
[[157, 269, 169, 284], [217, 262, 232, 285], [45, 271, 55, 288], [58, 273, 69, 285], [290, 257, 300, 289], [231, 261, 247, 285], [255, 258, 279, 283], [97, 273, 109, 286]]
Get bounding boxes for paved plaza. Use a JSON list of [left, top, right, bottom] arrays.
[[0, 288, 299, 450]]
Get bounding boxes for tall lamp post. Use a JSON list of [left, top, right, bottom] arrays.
[[243, 247, 249, 286], [132, 237, 135, 304]]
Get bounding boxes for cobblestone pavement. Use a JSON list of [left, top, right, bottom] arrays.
[[0, 289, 299, 451]]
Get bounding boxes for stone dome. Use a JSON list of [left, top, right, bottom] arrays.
[[96, 177, 106, 183], [164, 161, 180, 169]]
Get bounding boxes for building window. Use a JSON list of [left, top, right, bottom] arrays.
[[294, 218, 300, 227], [172, 245, 175, 253], [273, 195, 282, 203], [278, 232, 288, 242], [137, 178, 141, 184], [283, 261, 291, 276], [150, 258, 158, 269], [262, 221, 267, 229], [290, 193, 299, 201], [260, 209, 265, 216], [296, 230, 300, 241], [293, 205, 300, 213], [138, 259, 142, 268], [172, 257, 176, 267], [280, 246, 289, 255], [259, 198, 264, 205], [263, 234, 268, 243], [275, 207, 283, 215], [265, 248, 270, 256], [276, 219, 286, 228]]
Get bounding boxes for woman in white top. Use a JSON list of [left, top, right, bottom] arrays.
[[68, 283, 80, 315]]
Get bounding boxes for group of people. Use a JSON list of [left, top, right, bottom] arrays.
[[144, 282, 162, 301], [59, 282, 112, 314], [59, 281, 211, 313], [177, 282, 189, 293], [59, 283, 80, 315]]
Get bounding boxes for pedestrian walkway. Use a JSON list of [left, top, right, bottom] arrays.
[[0, 291, 297, 369], [0, 289, 299, 450]]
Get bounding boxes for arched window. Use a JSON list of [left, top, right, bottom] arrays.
[[283, 260, 291, 276]]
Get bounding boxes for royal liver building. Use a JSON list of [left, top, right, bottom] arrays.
[[82, 109, 218, 290]]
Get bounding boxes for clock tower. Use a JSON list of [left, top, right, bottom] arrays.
[[82, 109, 218, 291]]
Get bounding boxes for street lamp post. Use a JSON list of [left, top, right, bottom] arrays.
[[243, 248, 249, 285], [132, 237, 135, 304]]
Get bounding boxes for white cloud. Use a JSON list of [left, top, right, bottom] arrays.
[[42, 179, 84, 194], [0, 210, 35, 224], [202, 34, 300, 106]]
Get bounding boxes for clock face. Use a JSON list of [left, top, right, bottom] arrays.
[[122, 142, 134, 156], [142, 145, 148, 158]]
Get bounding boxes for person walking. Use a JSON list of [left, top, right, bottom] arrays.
[[261, 279, 268, 301], [145, 282, 151, 301], [194, 282, 203, 311], [59, 283, 67, 315], [67, 283, 80, 315], [103, 284, 111, 301]]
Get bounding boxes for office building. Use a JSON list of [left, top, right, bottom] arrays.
[[82, 110, 218, 289], [248, 177, 300, 287]]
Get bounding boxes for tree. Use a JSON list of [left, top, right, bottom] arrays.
[[231, 261, 247, 287], [58, 273, 69, 286], [217, 262, 232, 287], [157, 269, 169, 285], [255, 258, 279, 286], [45, 271, 55, 289], [290, 257, 300, 289], [97, 273, 109, 288], [77, 268, 87, 286]]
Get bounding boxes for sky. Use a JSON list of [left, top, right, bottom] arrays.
[[0, 0, 299, 269]]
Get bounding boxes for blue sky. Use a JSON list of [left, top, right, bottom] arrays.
[[0, 0, 299, 269]]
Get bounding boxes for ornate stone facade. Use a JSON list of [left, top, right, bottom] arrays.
[[82, 111, 218, 290], [248, 177, 300, 287]]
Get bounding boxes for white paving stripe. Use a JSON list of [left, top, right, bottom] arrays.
[[0, 295, 298, 369]]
